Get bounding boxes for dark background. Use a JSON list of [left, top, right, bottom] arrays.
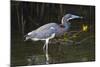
[[11, 1, 95, 66]]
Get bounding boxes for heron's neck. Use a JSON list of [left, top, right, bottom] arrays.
[[61, 16, 71, 30], [62, 22, 70, 30]]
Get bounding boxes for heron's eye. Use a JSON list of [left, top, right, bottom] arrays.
[[60, 24, 65, 28]]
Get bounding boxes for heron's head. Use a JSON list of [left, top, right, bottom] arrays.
[[61, 14, 83, 24]]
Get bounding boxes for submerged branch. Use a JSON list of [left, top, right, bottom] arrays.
[[49, 28, 94, 45], [49, 35, 94, 45]]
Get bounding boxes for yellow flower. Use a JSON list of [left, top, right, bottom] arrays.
[[82, 24, 88, 32]]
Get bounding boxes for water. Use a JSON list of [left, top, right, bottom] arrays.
[[11, 31, 95, 66]]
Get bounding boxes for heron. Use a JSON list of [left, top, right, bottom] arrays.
[[24, 14, 82, 64]]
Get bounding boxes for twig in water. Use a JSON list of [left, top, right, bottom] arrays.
[[75, 35, 94, 44]]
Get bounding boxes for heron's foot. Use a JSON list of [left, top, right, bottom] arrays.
[[46, 61, 49, 64]]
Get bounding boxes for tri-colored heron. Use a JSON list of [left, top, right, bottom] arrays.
[[24, 14, 82, 64]]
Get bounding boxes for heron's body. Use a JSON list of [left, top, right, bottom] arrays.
[[26, 23, 69, 41]]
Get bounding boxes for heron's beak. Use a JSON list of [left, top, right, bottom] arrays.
[[71, 15, 83, 20]]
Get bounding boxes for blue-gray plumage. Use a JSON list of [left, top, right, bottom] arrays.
[[24, 14, 82, 64]]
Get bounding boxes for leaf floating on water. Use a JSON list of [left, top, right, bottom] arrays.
[[73, 35, 77, 38], [82, 24, 88, 32]]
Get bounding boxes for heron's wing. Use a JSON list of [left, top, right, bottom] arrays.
[[26, 23, 59, 39], [36, 23, 59, 32], [34, 27, 56, 39]]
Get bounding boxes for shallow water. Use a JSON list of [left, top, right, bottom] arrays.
[[11, 31, 95, 66]]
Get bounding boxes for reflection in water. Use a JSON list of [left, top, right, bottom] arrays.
[[27, 55, 48, 65]]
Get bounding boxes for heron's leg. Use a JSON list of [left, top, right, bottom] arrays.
[[45, 39, 49, 64], [43, 43, 46, 51]]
